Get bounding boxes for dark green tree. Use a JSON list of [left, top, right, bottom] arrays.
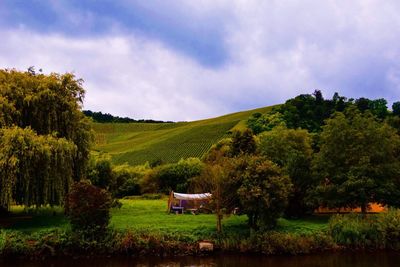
[[393, 102, 400, 116], [258, 126, 315, 217], [313, 107, 400, 213], [236, 155, 292, 229], [65, 181, 112, 237], [277, 91, 350, 132], [87, 156, 114, 190], [141, 158, 203, 194], [230, 129, 256, 156]]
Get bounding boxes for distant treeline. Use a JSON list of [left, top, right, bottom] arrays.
[[248, 90, 400, 133], [83, 110, 174, 123]]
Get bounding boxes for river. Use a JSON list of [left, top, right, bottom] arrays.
[[1, 252, 399, 267]]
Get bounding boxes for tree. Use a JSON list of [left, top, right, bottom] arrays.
[[193, 159, 241, 233], [355, 97, 371, 112], [0, 69, 93, 210], [141, 158, 203, 194], [277, 91, 349, 132], [236, 156, 292, 229], [313, 107, 400, 213], [258, 126, 315, 217], [87, 156, 114, 190], [65, 181, 112, 237], [0, 127, 76, 209], [247, 112, 286, 134], [393, 102, 400, 116], [370, 99, 388, 119], [230, 129, 257, 156]]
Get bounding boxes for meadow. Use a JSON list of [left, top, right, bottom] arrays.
[[92, 106, 276, 165], [4, 198, 329, 239]]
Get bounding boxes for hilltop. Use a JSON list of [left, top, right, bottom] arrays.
[[92, 105, 275, 165]]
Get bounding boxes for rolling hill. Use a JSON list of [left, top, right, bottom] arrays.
[[92, 105, 275, 166]]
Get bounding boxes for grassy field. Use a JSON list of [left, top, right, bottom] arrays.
[[92, 105, 276, 165], [4, 199, 329, 238]]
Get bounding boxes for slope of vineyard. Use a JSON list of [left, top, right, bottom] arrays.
[[92, 105, 276, 165]]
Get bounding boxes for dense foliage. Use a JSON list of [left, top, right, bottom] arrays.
[[0, 69, 92, 209], [329, 210, 400, 249], [141, 158, 203, 194], [65, 181, 112, 235], [87, 157, 149, 197], [235, 156, 292, 229], [0, 127, 75, 208], [246, 91, 400, 216], [258, 126, 315, 217], [195, 131, 292, 231], [248, 90, 396, 133], [313, 108, 400, 212]]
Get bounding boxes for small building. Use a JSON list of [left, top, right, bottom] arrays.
[[167, 191, 212, 214]]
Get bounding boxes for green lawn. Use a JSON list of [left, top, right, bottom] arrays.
[[3, 199, 329, 238]]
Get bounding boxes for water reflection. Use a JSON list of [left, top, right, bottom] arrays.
[[1, 252, 399, 267]]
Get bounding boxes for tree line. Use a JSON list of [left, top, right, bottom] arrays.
[[83, 110, 174, 124]]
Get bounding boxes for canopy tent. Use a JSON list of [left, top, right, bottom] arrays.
[[167, 191, 212, 214], [172, 192, 212, 200]]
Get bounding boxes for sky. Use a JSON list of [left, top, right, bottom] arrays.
[[1, 0, 400, 121]]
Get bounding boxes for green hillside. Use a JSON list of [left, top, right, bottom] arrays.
[[92, 105, 275, 165]]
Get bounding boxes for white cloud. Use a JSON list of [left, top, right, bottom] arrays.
[[1, 0, 400, 120]]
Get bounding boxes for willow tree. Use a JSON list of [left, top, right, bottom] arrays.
[[0, 68, 93, 209]]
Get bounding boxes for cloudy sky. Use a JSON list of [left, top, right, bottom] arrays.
[[1, 1, 400, 121]]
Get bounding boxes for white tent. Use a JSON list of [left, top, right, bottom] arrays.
[[167, 191, 212, 213], [173, 192, 212, 200]]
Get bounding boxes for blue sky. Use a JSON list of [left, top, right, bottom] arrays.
[[1, 1, 400, 120]]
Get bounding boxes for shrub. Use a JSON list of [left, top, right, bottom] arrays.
[[141, 158, 203, 194], [377, 209, 400, 249], [329, 213, 388, 249], [112, 164, 143, 197], [65, 181, 112, 236], [217, 231, 335, 255], [87, 156, 114, 190]]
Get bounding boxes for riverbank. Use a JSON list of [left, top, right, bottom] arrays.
[[0, 228, 335, 259], [1, 199, 399, 259]]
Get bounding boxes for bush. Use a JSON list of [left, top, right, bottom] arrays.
[[328, 210, 400, 249], [377, 209, 400, 249], [112, 164, 143, 197], [329, 214, 383, 249], [65, 181, 112, 236], [218, 231, 335, 255], [87, 156, 114, 190], [141, 158, 203, 194]]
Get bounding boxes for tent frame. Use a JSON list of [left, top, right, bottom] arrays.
[[167, 191, 212, 214]]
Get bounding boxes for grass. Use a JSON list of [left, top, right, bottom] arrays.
[[3, 206, 68, 233], [276, 216, 329, 234], [3, 199, 328, 238], [92, 105, 276, 165]]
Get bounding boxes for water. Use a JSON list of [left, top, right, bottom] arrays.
[[1, 252, 399, 267]]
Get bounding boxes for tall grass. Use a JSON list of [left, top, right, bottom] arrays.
[[329, 209, 400, 249]]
